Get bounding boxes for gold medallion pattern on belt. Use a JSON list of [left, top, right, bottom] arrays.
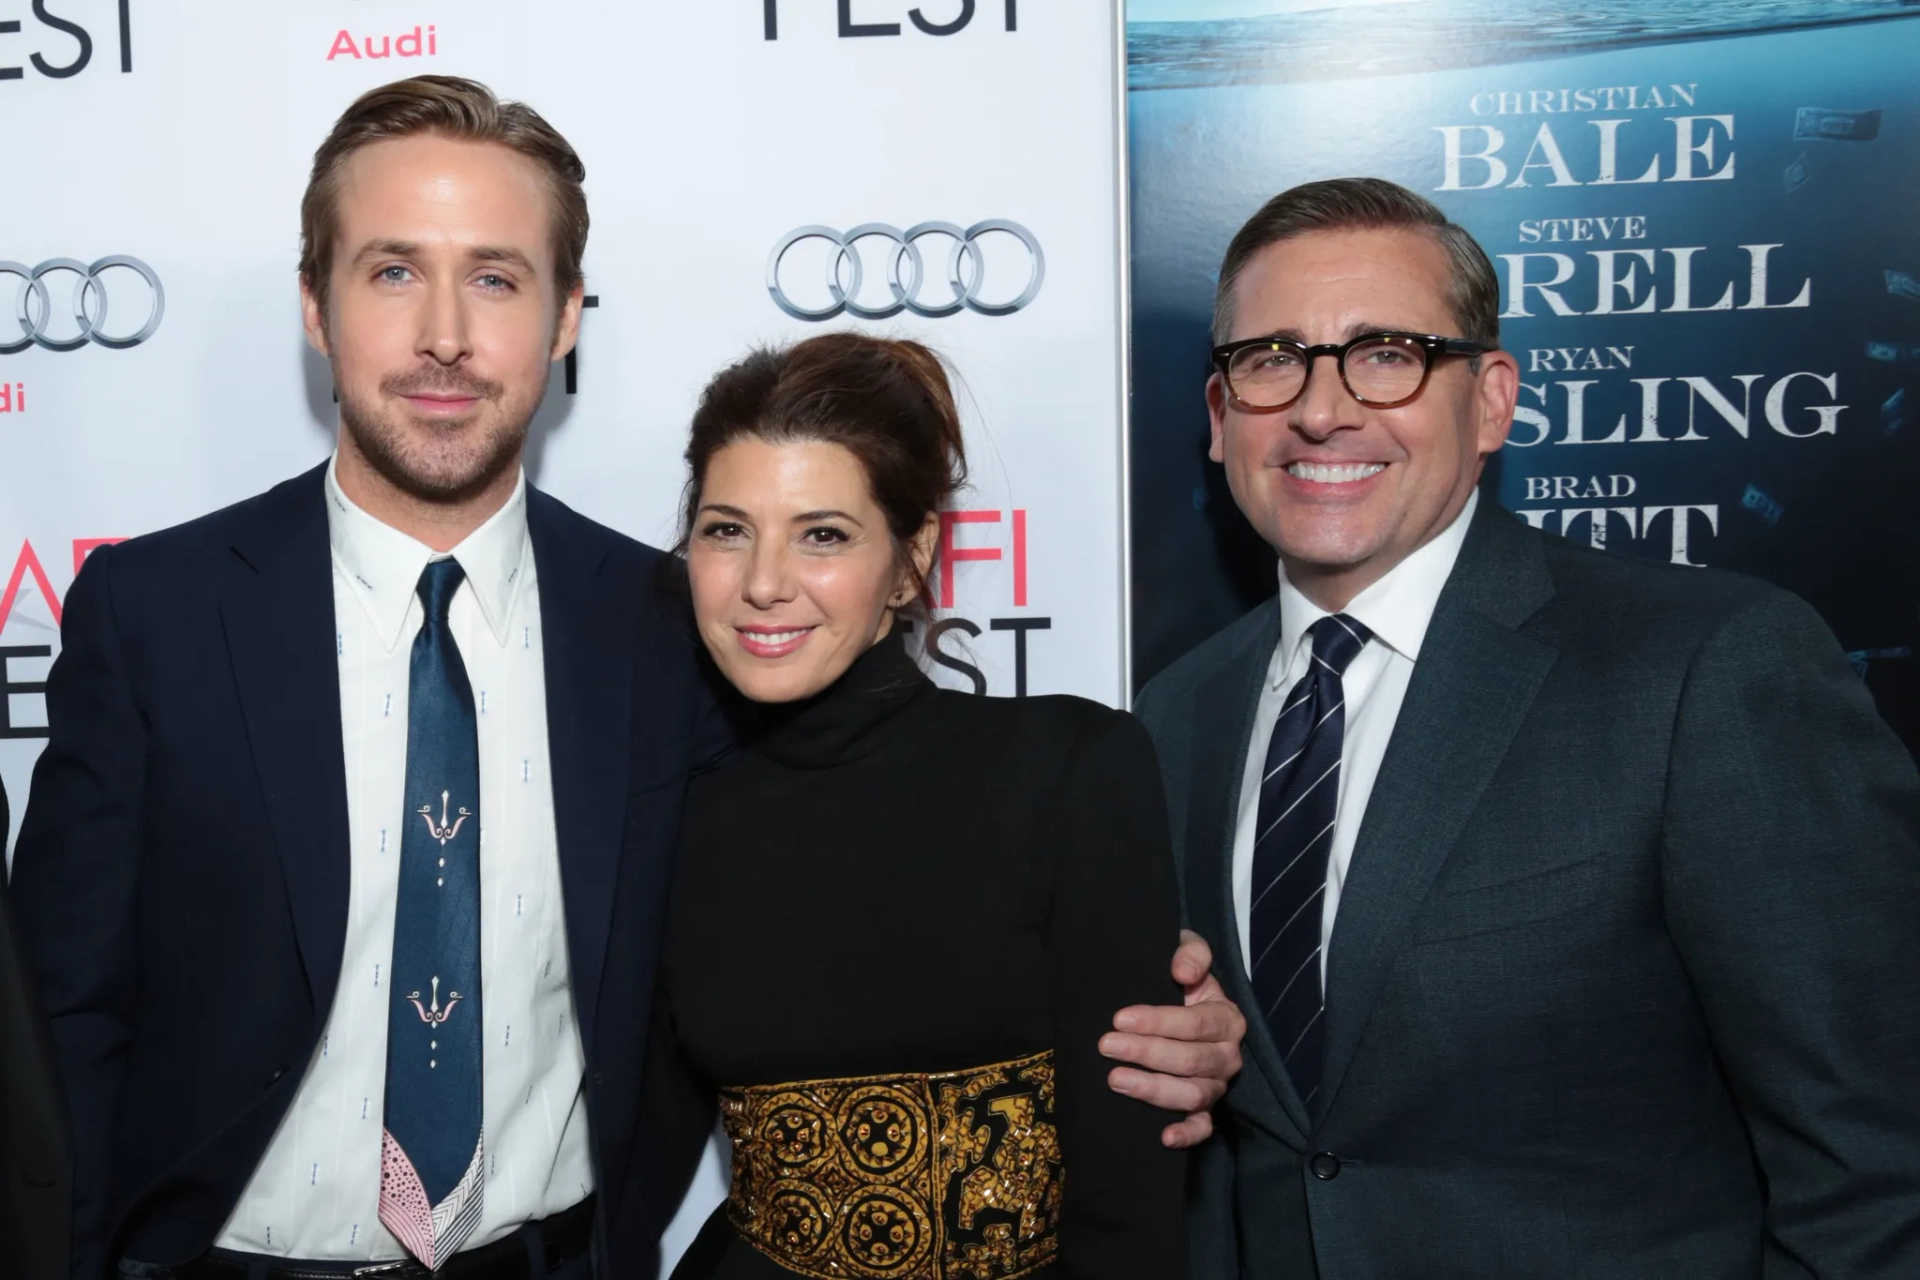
[[719, 1048, 1064, 1279]]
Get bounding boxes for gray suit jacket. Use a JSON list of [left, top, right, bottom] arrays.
[[1135, 500, 1920, 1280]]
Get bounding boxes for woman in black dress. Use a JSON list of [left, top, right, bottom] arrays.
[[651, 333, 1188, 1279]]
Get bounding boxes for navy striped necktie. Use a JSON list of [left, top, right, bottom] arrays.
[[1248, 612, 1372, 1110], [381, 558, 485, 1266]]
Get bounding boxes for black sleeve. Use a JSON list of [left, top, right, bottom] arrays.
[[626, 987, 721, 1262], [7, 547, 145, 1279], [1661, 592, 1920, 1274], [1129, 675, 1194, 929], [1043, 709, 1189, 1278], [687, 653, 744, 780]]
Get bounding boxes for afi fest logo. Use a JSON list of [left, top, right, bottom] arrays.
[[327, 24, 437, 62], [0, 537, 122, 740], [908, 508, 1054, 697], [763, 0, 1021, 39], [0, 0, 134, 80]]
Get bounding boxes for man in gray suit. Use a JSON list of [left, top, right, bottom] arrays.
[[1134, 177, 1920, 1279]]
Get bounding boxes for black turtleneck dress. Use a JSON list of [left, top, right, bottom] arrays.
[[652, 632, 1187, 1279]]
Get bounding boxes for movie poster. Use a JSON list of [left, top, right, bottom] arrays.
[[1127, 0, 1920, 756]]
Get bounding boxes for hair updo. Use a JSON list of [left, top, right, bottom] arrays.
[[680, 332, 970, 610]]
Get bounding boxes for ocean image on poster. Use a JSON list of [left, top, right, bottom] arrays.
[[1129, 0, 1920, 87]]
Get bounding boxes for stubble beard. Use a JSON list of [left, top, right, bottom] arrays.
[[338, 363, 540, 505]]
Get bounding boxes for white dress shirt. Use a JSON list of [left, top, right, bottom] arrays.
[[217, 459, 594, 1259], [1231, 492, 1478, 990]]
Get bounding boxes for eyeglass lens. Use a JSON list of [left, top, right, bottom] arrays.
[[1228, 335, 1429, 407]]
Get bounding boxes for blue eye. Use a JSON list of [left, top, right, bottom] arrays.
[[378, 265, 412, 284]]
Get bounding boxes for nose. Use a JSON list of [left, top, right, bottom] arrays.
[[416, 274, 472, 366], [1289, 349, 1366, 443], [742, 537, 796, 610]]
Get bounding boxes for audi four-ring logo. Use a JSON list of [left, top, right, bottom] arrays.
[[767, 221, 1044, 320], [2, 257, 166, 353]]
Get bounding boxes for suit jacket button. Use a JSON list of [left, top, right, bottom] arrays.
[[1310, 1151, 1341, 1181]]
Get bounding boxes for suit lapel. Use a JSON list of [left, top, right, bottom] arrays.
[[527, 490, 632, 1056], [221, 465, 352, 1015], [1185, 601, 1313, 1143], [1317, 505, 1558, 1120]]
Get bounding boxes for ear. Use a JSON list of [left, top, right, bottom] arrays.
[[549, 279, 585, 363], [1473, 348, 1521, 456], [902, 511, 941, 605], [299, 274, 331, 357], [1206, 372, 1229, 464]]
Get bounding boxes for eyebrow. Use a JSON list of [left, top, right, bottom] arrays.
[[695, 503, 865, 527], [470, 245, 539, 275], [349, 239, 540, 276]]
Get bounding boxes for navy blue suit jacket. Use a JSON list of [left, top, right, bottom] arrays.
[[9, 465, 731, 1277]]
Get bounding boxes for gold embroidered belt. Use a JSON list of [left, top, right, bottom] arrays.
[[719, 1049, 1064, 1280]]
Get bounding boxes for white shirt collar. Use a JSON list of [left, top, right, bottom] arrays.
[[324, 454, 530, 652], [1272, 489, 1478, 687]]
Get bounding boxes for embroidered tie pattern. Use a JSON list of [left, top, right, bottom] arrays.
[[380, 559, 485, 1266], [1248, 613, 1372, 1111]]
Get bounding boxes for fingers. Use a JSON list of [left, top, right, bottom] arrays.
[[1162, 1112, 1216, 1149], [1101, 1032, 1240, 1089], [1111, 998, 1247, 1051], [1113, 936, 1247, 1143], [1171, 929, 1215, 988], [1107, 1064, 1228, 1116]]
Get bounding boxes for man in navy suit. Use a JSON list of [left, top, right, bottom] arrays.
[[1, 775, 70, 1280], [11, 76, 1243, 1279]]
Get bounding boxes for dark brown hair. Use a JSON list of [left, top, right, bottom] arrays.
[[299, 75, 588, 318], [680, 333, 969, 610], [1213, 177, 1500, 350]]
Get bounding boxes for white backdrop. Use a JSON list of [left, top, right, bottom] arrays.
[[1, 0, 1130, 1264]]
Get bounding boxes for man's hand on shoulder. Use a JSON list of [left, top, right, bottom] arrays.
[[1101, 930, 1246, 1148]]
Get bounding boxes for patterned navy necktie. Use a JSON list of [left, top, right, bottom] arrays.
[[381, 559, 485, 1266], [1248, 613, 1372, 1111]]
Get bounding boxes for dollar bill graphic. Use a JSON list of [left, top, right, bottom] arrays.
[[1784, 153, 1810, 192], [1867, 341, 1920, 363], [1739, 484, 1783, 527], [1888, 270, 1920, 302], [1884, 388, 1908, 435], [1793, 107, 1881, 142]]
